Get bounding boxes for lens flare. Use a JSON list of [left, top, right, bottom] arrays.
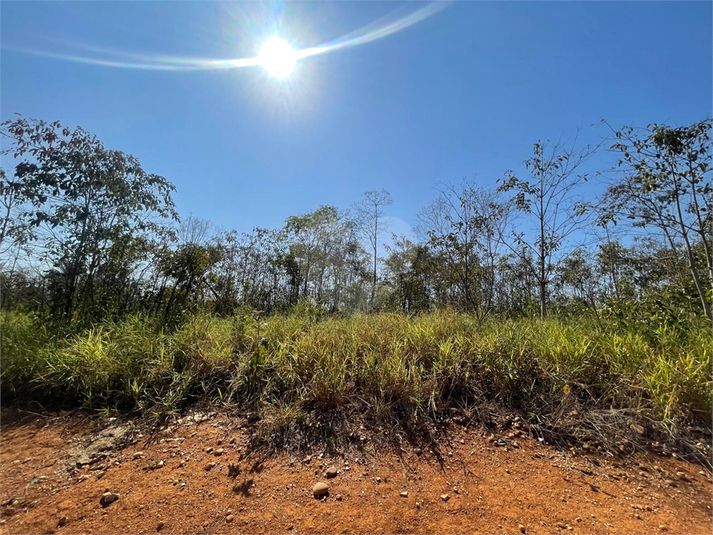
[[4, 2, 450, 75]]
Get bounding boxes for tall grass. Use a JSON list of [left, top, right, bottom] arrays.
[[1, 309, 710, 433]]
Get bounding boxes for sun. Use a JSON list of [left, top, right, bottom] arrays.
[[258, 36, 296, 79]]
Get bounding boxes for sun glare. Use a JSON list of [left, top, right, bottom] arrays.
[[258, 36, 296, 79]]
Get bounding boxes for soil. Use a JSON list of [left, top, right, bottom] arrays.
[[1, 407, 711, 535]]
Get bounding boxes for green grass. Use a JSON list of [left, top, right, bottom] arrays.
[[1, 309, 710, 446]]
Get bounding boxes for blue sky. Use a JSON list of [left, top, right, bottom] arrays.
[[2, 1, 711, 238]]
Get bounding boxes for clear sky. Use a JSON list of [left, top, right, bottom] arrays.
[[2, 1, 711, 238]]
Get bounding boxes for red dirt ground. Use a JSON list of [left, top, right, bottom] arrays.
[[1, 407, 710, 535]]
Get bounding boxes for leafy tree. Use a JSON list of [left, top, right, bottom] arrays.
[[1, 116, 177, 323], [498, 135, 598, 319], [602, 118, 712, 325]]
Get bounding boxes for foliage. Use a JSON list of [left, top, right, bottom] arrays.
[[2, 310, 709, 429]]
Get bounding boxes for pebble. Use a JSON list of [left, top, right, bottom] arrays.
[[204, 462, 216, 471], [157, 521, 165, 531], [325, 466, 338, 479], [214, 448, 224, 456], [440, 494, 450, 502], [312, 482, 329, 498], [400, 491, 409, 498], [226, 515, 234, 523], [133, 452, 144, 460], [58, 516, 68, 527], [99, 492, 119, 508], [519, 524, 526, 534], [658, 525, 667, 531], [335, 494, 343, 501]]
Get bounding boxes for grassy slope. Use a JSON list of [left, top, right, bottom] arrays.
[[1, 310, 710, 454]]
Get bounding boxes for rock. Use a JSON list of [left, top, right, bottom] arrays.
[[325, 466, 338, 479], [676, 471, 687, 480], [157, 521, 165, 531], [214, 448, 224, 456], [400, 491, 409, 498], [205, 447, 213, 453], [519, 524, 526, 534], [658, 525, 667, 531], [204, 462, 216, 471], [375, 477, 381, 483], [335, 494, 343, 501], [312, 482, 329, 498], [226, 515, 234, 523], [58, 516, 68, 527], [99, 492, 119, 508], [133, 452, 144, 460], [440, 494, 450, 502]]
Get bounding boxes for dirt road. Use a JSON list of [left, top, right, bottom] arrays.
[[1, 408, 710, 534]]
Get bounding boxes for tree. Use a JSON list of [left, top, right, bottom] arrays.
[[354, 189, 393, 308], [1, 116, 177, 323], [417, 182, 511, 316], [602, 118, 712, 325], [498, 134, 598, 319]]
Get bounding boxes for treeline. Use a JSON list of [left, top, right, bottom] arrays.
[[1, 116, 711, 330]]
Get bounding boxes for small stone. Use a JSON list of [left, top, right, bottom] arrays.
[[312, 482, 329, 498], [99, 492, 119, 508], [575, 517, 582, 523], [157, 521, 165, 531], [400, 491, 409, 498], [205, 447, 213, 453], [335, 494, 343, 501], [676, 471, 687, 480], [133, 452, 144, 460], [325, 466, 338, 479], [658, 525, 667, 531], [375, 477, 381, 483], [225, 515, 234, 523], [204, 462, 216, 471], [58, 516, 68, 527], [214, 448, 224, 456], [440, 494, 450, 502], [157, 460, 165, 468], [519, 524, 526, 534]]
